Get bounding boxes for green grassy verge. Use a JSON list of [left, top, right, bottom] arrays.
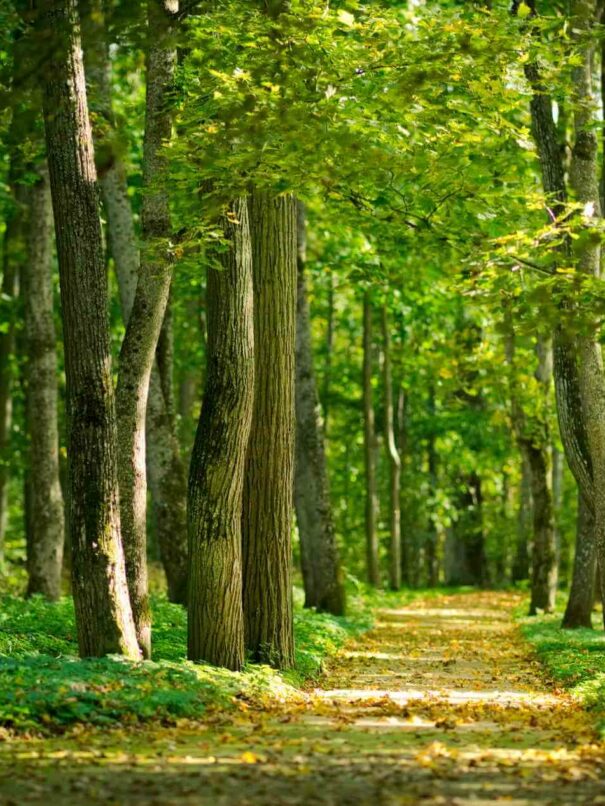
[[0, 587, 372, 734], [518, 604, 605, 730]]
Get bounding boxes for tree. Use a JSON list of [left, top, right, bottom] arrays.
[[382, 303, 401, 590], [294, 202, 345, 615], [562, 493, 595, 629], [188, 198, 254, 670], [36, 0, 139, 657], [242, 190, 296, 669], [22, 164, 64, 600], [114, 0, 180, 655], [363, 290, 380, 587], [81, 0, 189, 606]]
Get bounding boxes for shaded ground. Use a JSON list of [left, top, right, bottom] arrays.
[[1, 591, 604, 805]]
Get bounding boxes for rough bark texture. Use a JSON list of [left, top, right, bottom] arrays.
[[22, 166, 64, 600], [38, 0, 139, 658], [294, 203, 345, 615], [568, 0, 605, 625], [113, 0, 179, 656], [243, 190, 296, 669], [363, 290, 380, 587], [188, 198, 254, 670], [562, 492, 596, 628], [0, 182, 25, 563], [382, 304, 401, 591], [81, 1, 189, 606]]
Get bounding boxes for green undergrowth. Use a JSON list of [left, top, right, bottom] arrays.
[[518, 603, 605, 733], [0, 587, 372, 734]]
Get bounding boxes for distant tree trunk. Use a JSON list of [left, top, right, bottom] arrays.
[[363, 290, 380, 587], [512, 453, 532, 582], [294, 203, 345, 615], [82, 0, 188, 607], [322, 273, 335, 433], [426, 387, 439, 587], [114, 0, 180, 656], [552, 446, 564, 564], [396, 381, 410, 585], [242, 190, 296, 669], [38, 0, 139, 658], [188, 198, 254, 670], [562, 492, 595, 628], [381, 304, 401, 590], [0, 179, 25, 563], [22, 166, 64, 600]]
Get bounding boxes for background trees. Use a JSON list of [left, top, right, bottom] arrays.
[[2, 0, 605, 672]]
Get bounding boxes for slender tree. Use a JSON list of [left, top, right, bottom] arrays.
[[243, 190, 296, 669], [188, 198, 254, 670], [381, 303, 401, 590], [22, 164, 64, 600], [36, 0, 139, 657], [294, 203, 345, 615], [363, 290, 380, 586]]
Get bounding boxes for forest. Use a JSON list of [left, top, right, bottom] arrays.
[[2, 0, 605, 803]]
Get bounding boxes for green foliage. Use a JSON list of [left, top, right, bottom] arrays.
[[0, 591, 370, 734], [520, 611, 605, 733]]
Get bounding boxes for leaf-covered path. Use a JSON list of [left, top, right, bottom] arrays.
[[2, 591, 605, 805]]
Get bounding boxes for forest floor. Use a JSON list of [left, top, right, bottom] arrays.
[[1, 591, 605, 805]]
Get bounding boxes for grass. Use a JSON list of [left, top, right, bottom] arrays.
[[0, 586, 372, 734], [518, 600, 605, 732]]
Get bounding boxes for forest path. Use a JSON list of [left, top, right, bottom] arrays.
[[2, 591, 605, 805]]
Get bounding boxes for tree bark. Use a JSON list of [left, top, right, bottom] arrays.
[[363, 290, 380, 587], [188, 198, 254, 670], [22, 165, 64, 600], [512, 453, 532, 582], [294, 203, 345, 615], [568, 0, 605, 622], [243, 189, 296, 669], [114, 0, 179, 656], [381, 304, 401, 590], [562, 492, 595, 628], [0, 180, 25, 564], [37, 0, 139, 658], [426, 386, 439, 587]]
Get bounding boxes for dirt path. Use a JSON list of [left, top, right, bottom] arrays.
[[2, 591, 605, 805]]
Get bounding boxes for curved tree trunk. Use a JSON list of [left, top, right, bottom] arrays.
[[562, 492, 595, 628], [114, 0, 179, 656], [363, 290, 380, 587], [294, 203, 345, 615], [81, 0, 188, 607], [188, 198, 254, 670], [37, 0, 139, 658], [22, 165, 64, 600], [243, 190, 296, 670], [382, 304, 401, 591]]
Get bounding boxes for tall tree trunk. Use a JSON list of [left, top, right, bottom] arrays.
[[552, 445, 564, 565], [242, 190, 296, 669], [114, 0, 179, 656], [0, 179, 25, 564], [322, 273, 335, 434], [294, 203, 345, 615], [82, 0, 188, 607], [188, 198, 254, 670], [363, 290, 380, 586], [426, 386, 439, 587], [512, 453, 532, 582], [396, 380, 409, 585], [37, 0, 139, 658], [569, 0, 605, 623], [562, 492, 595, 628], [22, 165, 64, 600], [381, 304, 401, 590]]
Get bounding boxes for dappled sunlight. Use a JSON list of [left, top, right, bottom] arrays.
[[2, 591, 604, 804]]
